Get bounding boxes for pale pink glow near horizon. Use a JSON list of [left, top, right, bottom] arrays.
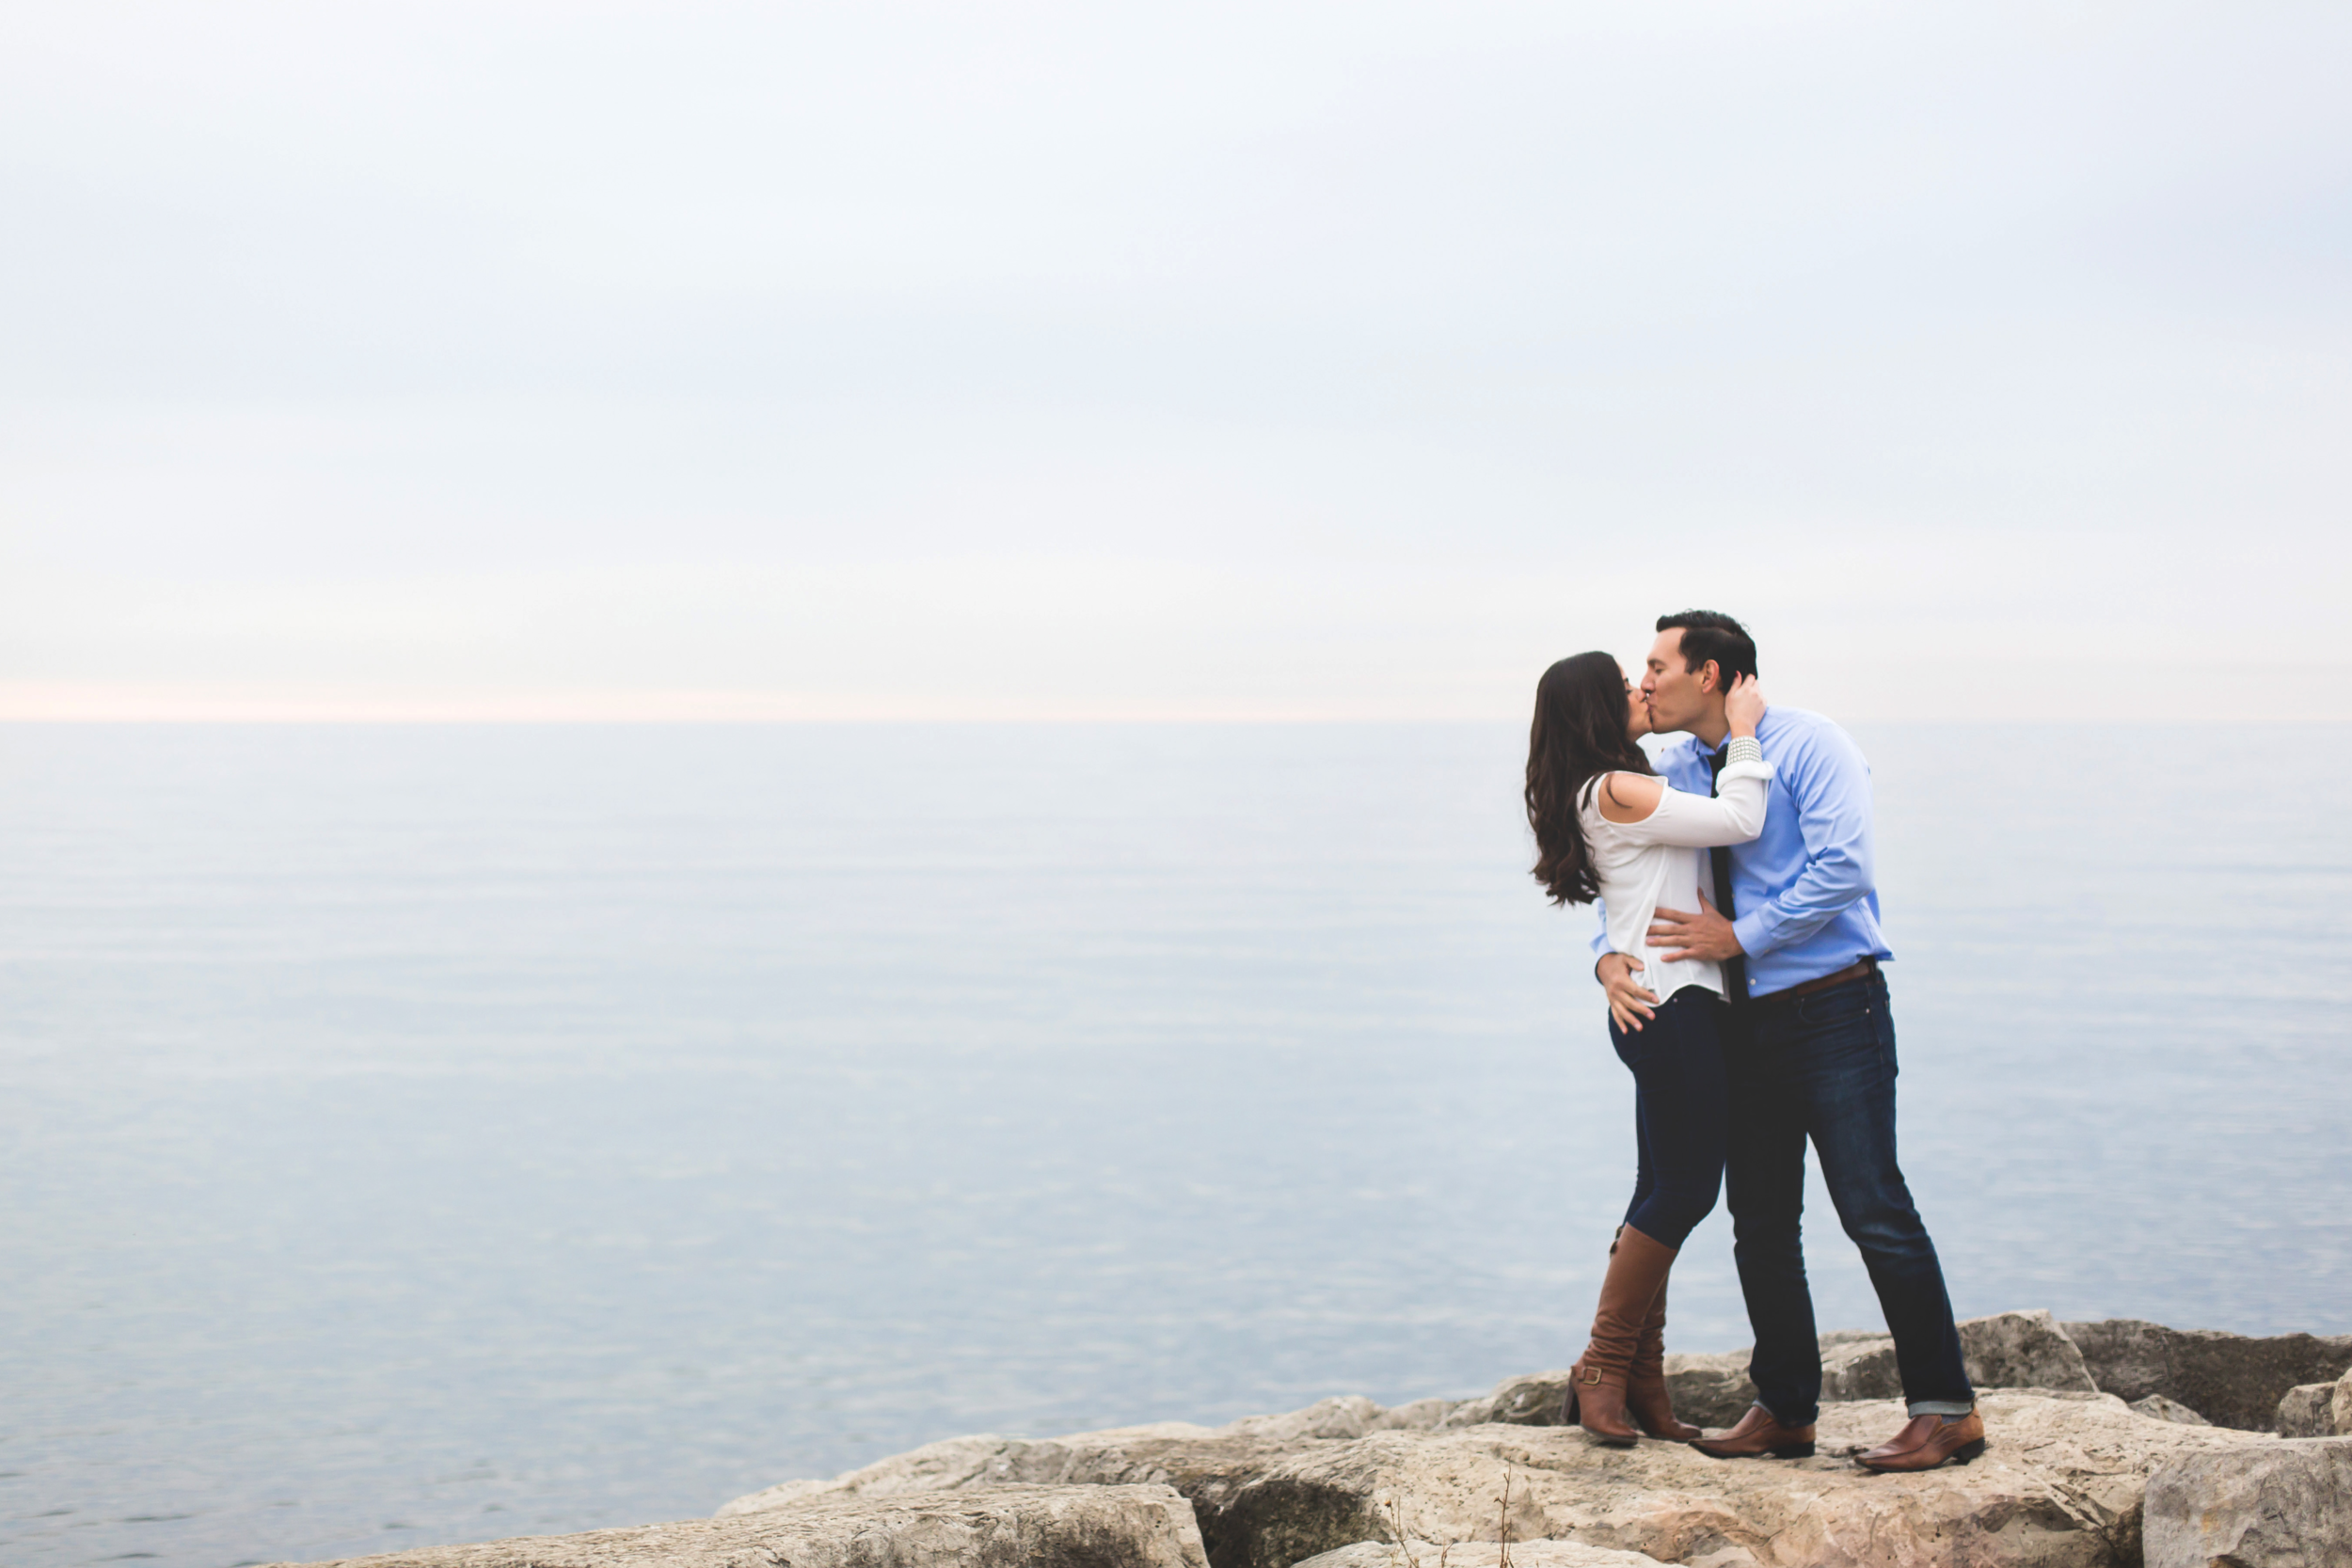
[[0, 682, 1422, 724], [3, 2, 2347, 723]]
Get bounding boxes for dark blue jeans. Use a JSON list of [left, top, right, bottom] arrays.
[[1608, 987, 1729, 1249], [1724, 972, 1973, 1425]]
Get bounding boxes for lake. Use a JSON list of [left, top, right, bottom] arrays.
[[4, 721, 2347, 1568]]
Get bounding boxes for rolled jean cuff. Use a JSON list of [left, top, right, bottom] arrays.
[[1908, 1400, 1975, 1418]]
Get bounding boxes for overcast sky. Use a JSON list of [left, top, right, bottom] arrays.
[[3, 1, 2346, 720]]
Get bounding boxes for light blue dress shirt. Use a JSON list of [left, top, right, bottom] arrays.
[[1593, 705, 1891, 999]]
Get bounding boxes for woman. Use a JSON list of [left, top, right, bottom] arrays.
[[1524, 650, 1769, 1445]]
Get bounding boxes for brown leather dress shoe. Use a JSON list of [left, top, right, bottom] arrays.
[[1856, 1409, 1986, 1472], [1689, 1403, 1817, 1460]]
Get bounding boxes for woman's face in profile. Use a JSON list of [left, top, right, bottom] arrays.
[[1623, 669, 1651, 739]]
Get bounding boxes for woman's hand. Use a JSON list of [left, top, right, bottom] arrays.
[[1724, 673, 1767, 737], [1597, 952, 1661, 1031]]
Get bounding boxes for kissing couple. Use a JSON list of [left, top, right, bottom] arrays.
[[1523, 610, 1982, 1473]]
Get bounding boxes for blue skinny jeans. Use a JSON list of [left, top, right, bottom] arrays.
[[1606, 985, 1730, 1249], [1724, 971, 1974, 1424]]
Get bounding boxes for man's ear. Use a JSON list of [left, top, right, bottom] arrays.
[[1700, 659, 1723, 696]]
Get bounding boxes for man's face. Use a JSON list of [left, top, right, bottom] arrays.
[[1642, 628, 1715, 733]]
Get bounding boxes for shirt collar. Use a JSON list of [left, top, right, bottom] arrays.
[[1700, 705, 1776, 759]]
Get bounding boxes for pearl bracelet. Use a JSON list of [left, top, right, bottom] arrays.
[[1725, 736, 1763, 767]]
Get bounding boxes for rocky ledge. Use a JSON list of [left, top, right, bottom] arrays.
[[278, 1311, 2352, 1568], [273, 1485, 1209, 1568]]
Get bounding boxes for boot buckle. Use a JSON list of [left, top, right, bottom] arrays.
[[1581, 1368, 1603, 1386]]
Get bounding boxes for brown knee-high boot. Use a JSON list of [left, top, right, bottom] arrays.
[[1562, 1223, 1678, 1445], [1626, 1275, 1701, 1440]]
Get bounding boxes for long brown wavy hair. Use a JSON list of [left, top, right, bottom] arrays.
[[1526, 651, 1653, 907]]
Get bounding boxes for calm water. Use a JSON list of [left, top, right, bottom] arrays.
[[4, 721, 2348, 1568]]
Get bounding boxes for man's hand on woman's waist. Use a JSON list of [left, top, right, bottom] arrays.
[[1648, 889, 1744, 964]]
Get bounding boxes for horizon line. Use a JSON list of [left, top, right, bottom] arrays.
[[0, 682, 2335, 725], [0, 697, 2331, 727]]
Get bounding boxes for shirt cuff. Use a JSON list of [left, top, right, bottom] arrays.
[[1732, 908, 1775, 958]]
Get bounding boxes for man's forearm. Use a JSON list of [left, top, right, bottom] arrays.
[[1741, 730, 1878, 959], [1737, 854, 1870, 958]]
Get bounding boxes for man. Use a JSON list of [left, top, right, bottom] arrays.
[[1594, 610, 1981, 1473]]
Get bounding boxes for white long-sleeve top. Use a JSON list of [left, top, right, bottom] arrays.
[[1581, 755, 1775, 1005]]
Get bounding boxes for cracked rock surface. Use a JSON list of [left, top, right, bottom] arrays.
[[723, 1392, 2264, 1568], [1293, 1542, 1668, 1568], [2060, 1320, 2352, 1431], [264, 1312, 2349, 1568], [2143, 1434, 2352, 1568], [268, 1483, 1209, 1568], [1621, 1310, 2100, 1431]]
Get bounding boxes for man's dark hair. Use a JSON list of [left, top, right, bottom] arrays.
[[1656, 610, 1757, 689]]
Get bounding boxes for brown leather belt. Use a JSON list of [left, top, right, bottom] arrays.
[[1755, 956, 1879, 1005]]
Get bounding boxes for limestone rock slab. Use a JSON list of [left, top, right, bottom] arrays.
[[721, 1420, 1328, 1565], [1212, 1394, 2261, 1568], [1959, 1309, 2103, 1394], [1659, 1353, 1756, 1432], [721, 1421, 1311, 1523], [726, 1393, 2265, 1568], [1229, 1397, 1470, 1444], [1463, 1371, 1576, 1429], [2143, 1435, 2352, 1568], [1805, 1309, 2100, 1403], [277, 1484, 1210, 1568], [2275, 1382, 2339, 1437], [1292, 1540, 1669, 1568], [1440, 1311, 2096, 1437], [2128, 1396, 2209, 1426], [2063, 1319, 2352, 1431]]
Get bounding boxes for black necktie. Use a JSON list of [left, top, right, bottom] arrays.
[[1708, 745, 1749, 1006]]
